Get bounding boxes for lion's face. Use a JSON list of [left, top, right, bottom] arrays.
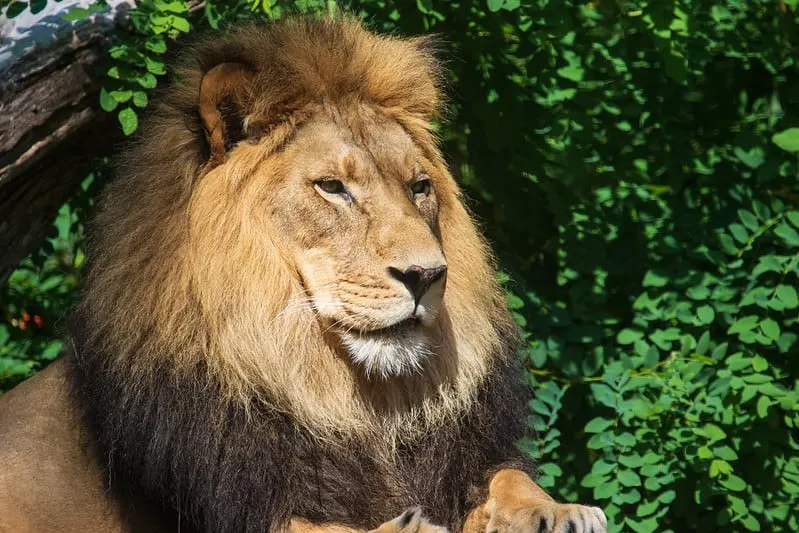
[[262, 106, 447, 377]]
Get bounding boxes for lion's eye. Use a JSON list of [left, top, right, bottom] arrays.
[[314, 178, 353, 204], [411, 178, 432, 197], [315, 179, 346, 195]]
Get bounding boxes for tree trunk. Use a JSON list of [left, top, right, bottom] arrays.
[[0, 0, 131, 284]]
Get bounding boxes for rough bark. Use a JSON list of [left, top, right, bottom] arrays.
[[0, 2, 129, 284]]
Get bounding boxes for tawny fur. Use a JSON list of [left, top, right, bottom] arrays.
[[61, 15, 534, 533]]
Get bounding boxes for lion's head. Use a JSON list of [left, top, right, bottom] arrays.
[[74, 16, 516, 438], [236, 107, 450, 378]]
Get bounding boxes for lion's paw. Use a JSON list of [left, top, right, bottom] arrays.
[[372, 507, 449, 533], [486, 502, 607, 533]]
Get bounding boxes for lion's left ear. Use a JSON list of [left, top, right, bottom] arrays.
[[198, 62, 256, 166]]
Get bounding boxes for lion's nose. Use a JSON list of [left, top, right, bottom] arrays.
[[388, 264, 448, 303]]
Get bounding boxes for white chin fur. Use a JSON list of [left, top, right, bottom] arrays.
[[341, 328, 433, 378]]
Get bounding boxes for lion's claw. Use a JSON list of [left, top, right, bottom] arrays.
[[486, 502, 607, 533], [372, 507, 449, 533]]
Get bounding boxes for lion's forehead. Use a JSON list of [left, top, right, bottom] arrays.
[[289, 112, 419, 181]]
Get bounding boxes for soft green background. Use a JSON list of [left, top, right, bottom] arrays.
[[1, 1, 798, 531]]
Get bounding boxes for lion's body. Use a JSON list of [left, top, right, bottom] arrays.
[[0, 16, 544, 533], [0, 360, 177, 533]]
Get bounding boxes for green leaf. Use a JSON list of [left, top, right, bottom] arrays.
[[62, 6, 90, 21], [711, 5, 733, 21], [5, 1, 28, 18], [626, 516, 658, 533], [704, 423, 727, 443], [593, 460, 616, 475], [145, 38, 168, 54], [617, 328, 643, 345], [615, 488, 641, 506], [636, 500, 659, 517], [506, 293, 524, 310], [753, 200, 771, 221], [760, 318, 780, 341], [171, 15, 191, 32], [751, 355, 768, 372], [110, 90, 133, 103], [591, 383, 616, 408], [587, 432, 615, 450], [756, 395, 771, 418], [772, 128, 799, 152], [728, 315, 759, 335], [734, 146, 765, 169], [738, 209, 760, 231], [715, 446, 738, 461], [658, 490, 676, 504], [585, 417, 614, 433], [711, 343, 728, 361], [486, 0, 504, 12], [137, 73, 158, 89], [594, 480, 619, 500], [618, 469, 642, 487], [557, 60, 585, 82], [775, 223, 799, 246], [619, 454, 644, 468], [538, 462, 562, 477], [132, 91, 149, 108], [642, 271, 668, 287], [720, 474, 747, 492], [697, 305, 715, 325], [41, 341, 64, 361], [615, 432, 636, 447], [719, 233, 738, 255], [710, 459, 732, 478], [99, 87, 119, 112], [729, 223, 749, 244], [582, 471, 609, 488], [776, 285, 798, 308], [643, 345, 659, 368], [118, 107, 138, 136], [742, 515, 761, 532], [154, 0, 187, 13], [38, 275, 63, 291], [29, 0, 45, 14], [144, 56, 166, 75]]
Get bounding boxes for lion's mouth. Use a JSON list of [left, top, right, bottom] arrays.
[[357, 317, 421, 337]]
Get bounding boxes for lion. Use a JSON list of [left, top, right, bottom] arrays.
[[0, 16, 607, 533]]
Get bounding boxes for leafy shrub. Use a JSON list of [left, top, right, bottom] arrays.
[[2, 0, 798, 531], [0, 175, 96, 390]]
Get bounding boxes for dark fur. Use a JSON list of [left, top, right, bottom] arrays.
[[66, 16, 535, 533], [68, 329, 531, 533]]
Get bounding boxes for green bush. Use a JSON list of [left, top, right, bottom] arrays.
[[2, 1, 798, 531]]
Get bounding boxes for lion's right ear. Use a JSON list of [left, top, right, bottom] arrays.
[[198, 62, 255, 166]]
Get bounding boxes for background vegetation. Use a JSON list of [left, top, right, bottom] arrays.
[[2, 0, 798, 531]]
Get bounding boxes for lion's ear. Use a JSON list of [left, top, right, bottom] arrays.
[[199, 62, 255, 166]]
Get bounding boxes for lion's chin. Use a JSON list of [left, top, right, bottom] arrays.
[[340, 326, 433, 379]]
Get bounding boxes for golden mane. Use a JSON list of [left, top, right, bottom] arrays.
[[74, 16, 515, 439]]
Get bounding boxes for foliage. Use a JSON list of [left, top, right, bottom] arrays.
[[0, 175, 98, 390], [2, 0, 799, 531]]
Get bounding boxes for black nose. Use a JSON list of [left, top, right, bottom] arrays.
[[388, 264, 448, 303]]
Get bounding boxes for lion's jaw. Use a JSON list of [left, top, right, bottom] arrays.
[[274, 112, 448, 378]]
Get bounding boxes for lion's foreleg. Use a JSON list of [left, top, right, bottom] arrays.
[[291, 518, 363, 533], [463, 469, 606, 533], [291, 508, 447, 533]]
